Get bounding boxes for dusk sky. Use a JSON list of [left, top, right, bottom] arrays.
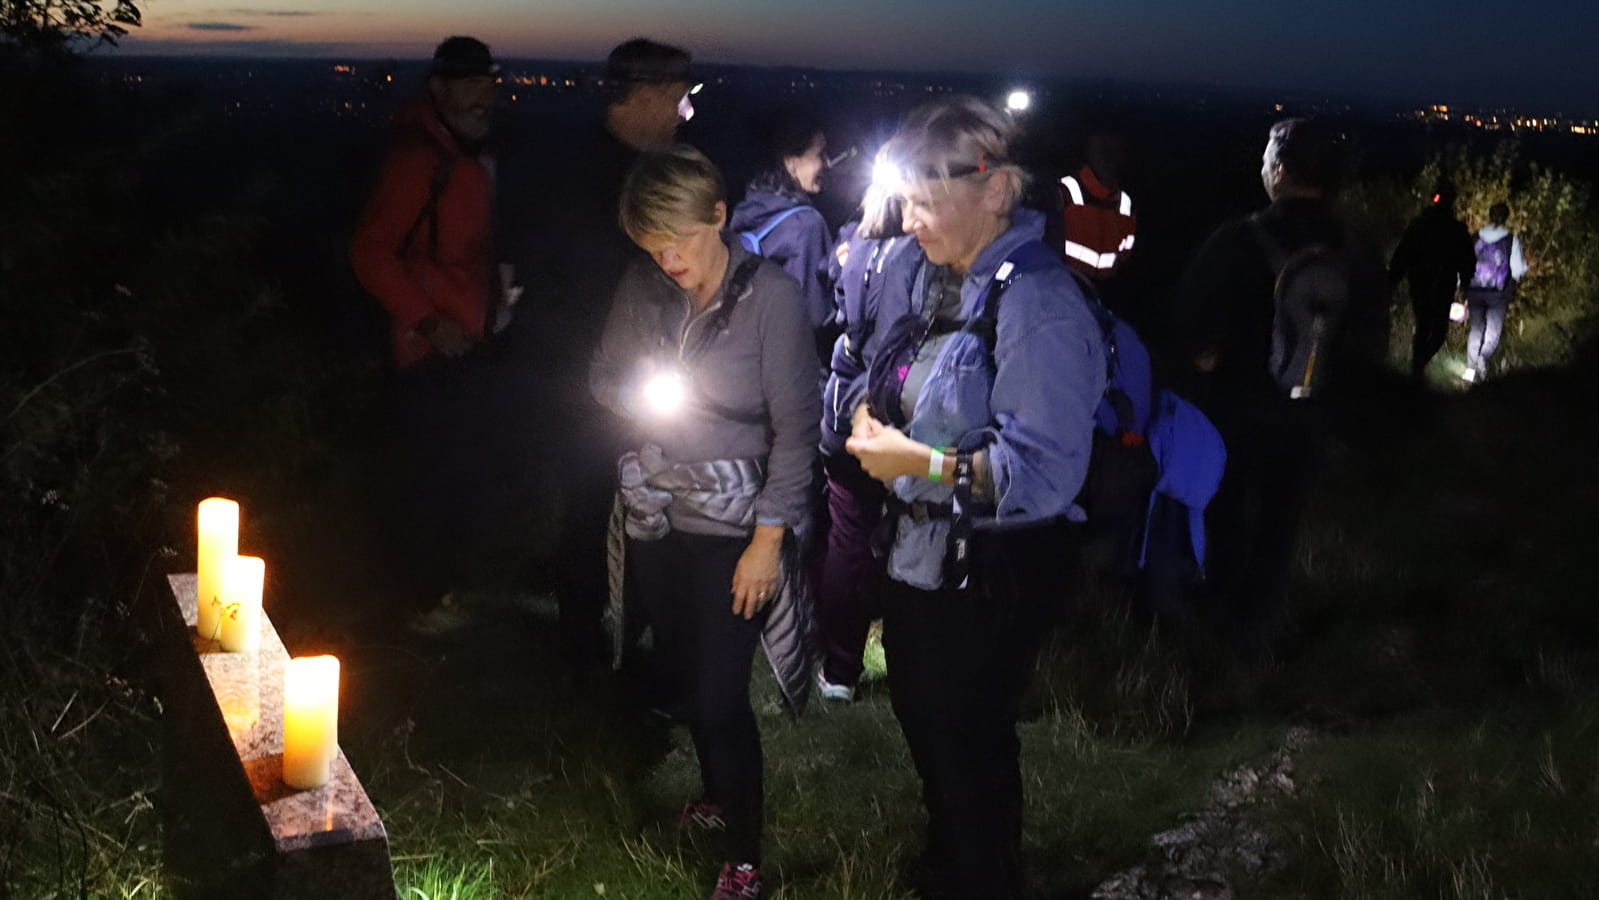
[[121, 1, 1599, 108]]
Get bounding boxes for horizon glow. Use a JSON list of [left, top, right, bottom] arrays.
[[117, 0, 1599, 108]]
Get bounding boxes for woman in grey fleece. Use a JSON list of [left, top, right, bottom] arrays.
[[589, 145, 820, 900]]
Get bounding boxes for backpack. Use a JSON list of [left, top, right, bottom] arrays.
[[968, 242, 1164, 572], [867, 240, 1216, 578], [1249, 216, 1353, 400], [1471, 233, 1514, 291]]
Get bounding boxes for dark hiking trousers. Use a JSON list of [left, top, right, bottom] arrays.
[[1203, 396, 1326, 657], [391, 354, 505, 611], [628, 531, 766, 865], [1408, 278, 1457, 377], [882, 519, 1073, 900], [813, 452, 887, 688]]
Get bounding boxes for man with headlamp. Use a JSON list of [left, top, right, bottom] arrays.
[[590, 145, 819, 900], [521, 37, 700, 666]]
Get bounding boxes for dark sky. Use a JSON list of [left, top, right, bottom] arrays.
[[122, 1, 1599, 109]]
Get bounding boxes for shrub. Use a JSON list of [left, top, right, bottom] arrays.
[[1357, 143, 1599, 373]]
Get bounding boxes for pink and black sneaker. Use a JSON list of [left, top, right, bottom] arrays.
[[707, 862, 761, 900], [676, 798, 727, 834]]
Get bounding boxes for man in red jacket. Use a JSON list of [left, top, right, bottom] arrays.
[[352, 35, 505, 368], [351, 36, 512, 624]]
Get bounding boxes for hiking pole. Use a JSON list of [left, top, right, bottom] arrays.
[[1290, 315, 1325, 400]]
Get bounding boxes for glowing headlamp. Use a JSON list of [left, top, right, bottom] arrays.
[[677, 83, 703, 123], [643, 370, 687, 416], [871, 157, 907, 195], [826, 146, 859, 169], [1005, 89, 1032, 113]]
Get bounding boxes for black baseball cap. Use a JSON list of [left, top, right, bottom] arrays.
[[605, 38, 694, 86], [431, 36, 499, 79]]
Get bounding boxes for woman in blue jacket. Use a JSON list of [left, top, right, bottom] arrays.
[[728, 109, 833, 346], [845, 96, 1105, 900], [813, 181, 921, 701]]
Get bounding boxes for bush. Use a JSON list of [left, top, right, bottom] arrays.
[[1354, 143, 1599, 374]]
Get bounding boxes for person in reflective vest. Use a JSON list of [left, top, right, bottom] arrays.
[[1059, 130, 1136, 279]]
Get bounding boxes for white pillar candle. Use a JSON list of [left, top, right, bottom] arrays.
[[282, 655, 340, 790], [195, 497, 239, 641], [217, 555, 265, 653]]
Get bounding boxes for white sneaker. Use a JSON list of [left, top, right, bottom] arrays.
[[405, 594, 476, 638], [1462, 367, 1478, 383], [816, 670, 855, 702]]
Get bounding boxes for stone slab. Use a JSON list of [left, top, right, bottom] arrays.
[[160, 573, 396, 900]]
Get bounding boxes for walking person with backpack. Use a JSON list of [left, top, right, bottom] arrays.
[[1462, 202, 1528, 383], [728, 109, 834, 358], [844, 96, 1105, 900], [349, 36, 518, 624], [1168, 118, 1385, 658]]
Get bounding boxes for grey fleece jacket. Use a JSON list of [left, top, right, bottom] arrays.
[[590, 238, 821, 537]]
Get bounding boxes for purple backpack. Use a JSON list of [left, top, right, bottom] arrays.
[[1472, 234, 1514, 291]]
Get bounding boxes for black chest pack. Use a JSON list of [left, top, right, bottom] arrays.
[[864, 240, 1161, 586]]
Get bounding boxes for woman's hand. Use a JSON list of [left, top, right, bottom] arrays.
[[846, 418, 931, 484], [731, 524, 784, 619]]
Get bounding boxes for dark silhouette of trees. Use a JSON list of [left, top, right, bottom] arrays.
[[1, 0, 141, 55]]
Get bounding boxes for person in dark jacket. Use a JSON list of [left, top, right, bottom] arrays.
[[349, 36, 511, 619], [515, 37, 698, 664], [1389, 184, 1475, 380], [728, 109, 834, 350], [1168, 118, 1385, 657], [591, 145, 820, 900]]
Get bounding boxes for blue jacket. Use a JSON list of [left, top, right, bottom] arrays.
[[730, 188, 833, 331], [821, 228, 922, 455], [881, 209, 1106, 590]]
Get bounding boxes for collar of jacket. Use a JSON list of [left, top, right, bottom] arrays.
[[1077, 164, 1116, 199], [959, 207, 1048, 296]]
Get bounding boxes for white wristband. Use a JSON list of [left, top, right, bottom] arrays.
[[928, 448, 945, 482]]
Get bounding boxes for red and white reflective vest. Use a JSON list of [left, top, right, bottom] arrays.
[[1059, 165, 1136, 279]]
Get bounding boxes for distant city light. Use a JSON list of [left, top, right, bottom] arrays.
[[1005, 90, 1031, 113]]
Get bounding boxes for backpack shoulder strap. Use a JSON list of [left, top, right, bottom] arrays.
[[969, 240, 1060, 353], [1245, 212, 1291, 275], [400, 152, 458, 260], [694, 255, 765, 354], [751, 205, 818, 244]]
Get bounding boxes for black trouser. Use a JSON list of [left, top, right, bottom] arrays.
[[1203, 396, 1326, 655], [882, 519, 1072, 900], [1408, 277, 1456, 377], [813, 452, 887, 687], [391, 354, 505, 611], [629, 530, 766, 865]]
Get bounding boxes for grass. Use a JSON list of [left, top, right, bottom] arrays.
[[7, 356, 1599, 900]]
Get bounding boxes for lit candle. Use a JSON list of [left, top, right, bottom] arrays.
[[196, 497, 239, 641], [217, 555, 265, 653], [282, 655, 340, 790]]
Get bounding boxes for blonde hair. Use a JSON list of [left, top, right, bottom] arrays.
[[619, 144, 726, 241], [883, 95, 1026, 213]]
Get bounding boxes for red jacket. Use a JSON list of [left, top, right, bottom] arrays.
[[1059, 164, 1137, 280], [351, 100, 497, 368]]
